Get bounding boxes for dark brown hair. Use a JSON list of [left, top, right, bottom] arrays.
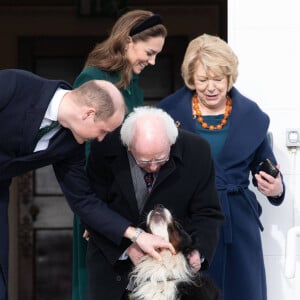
[[84, 10, 167, 89]]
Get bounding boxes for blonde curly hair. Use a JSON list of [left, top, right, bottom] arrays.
[[181, 34, 239, 91]]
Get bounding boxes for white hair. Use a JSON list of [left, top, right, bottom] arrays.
[[129, 250, 194, 300], [120, 106, 178, 147]]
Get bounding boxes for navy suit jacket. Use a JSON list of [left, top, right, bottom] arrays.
[[0, 69, 130, 286]]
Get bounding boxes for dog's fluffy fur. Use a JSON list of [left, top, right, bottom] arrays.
[[128, 206, 220, 300]]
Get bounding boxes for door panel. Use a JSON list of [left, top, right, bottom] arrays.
[[17, 171, 73, 300], [35, 230, 72, 300]]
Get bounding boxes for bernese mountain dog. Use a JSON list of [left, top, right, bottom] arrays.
[[128, 205, 220, 300]]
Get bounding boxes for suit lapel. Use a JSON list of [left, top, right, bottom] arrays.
[[19, 128, 74, 163], [111, 149, 141, 217], [21, 107, 50, 154], [153, 159, 176, 192]]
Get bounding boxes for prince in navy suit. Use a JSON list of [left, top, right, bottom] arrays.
[[0, 69, 174, 300]]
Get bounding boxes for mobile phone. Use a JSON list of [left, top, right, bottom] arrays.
[[258, 158, 279, 178]]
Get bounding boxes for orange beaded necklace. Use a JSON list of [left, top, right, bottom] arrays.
[[192, 94, 232, 130]]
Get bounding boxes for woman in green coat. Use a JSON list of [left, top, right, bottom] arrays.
[[72, 9, 167, 300]]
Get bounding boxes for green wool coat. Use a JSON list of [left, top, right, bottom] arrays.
[[72, 66, 143, 300]]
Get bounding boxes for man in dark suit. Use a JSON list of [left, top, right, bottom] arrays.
[[0, 69, 174, 300], [85, 106, 224, 300]]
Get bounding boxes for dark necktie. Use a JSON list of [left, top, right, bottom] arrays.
[[144, 172, 154, 193], [33, 121, 59, 147]]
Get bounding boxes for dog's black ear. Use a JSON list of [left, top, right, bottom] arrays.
[[177, 274, 221, 300], [174, 222, 194, 254]]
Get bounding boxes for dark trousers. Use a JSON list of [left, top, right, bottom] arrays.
[[86, 240, 131, 300], [0, 265, 7, 300], [121, 291, 129, 300], [0, 182, 10, 300]]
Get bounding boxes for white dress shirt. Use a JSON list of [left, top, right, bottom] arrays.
[[34, 88, 68, 152]]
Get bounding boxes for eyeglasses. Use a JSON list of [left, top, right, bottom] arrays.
[[135, 157, 169, 166]]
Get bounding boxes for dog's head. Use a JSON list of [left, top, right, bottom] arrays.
[[146, 205, 193, 254], [130, 205, 221, 300]]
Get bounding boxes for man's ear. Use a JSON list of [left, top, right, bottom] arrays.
[[82, 107, 96, 120]]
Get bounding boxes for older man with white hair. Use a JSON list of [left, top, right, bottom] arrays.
[[84, 106, 224, 300]]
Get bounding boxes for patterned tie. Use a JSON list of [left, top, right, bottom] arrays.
[[144, 172, 154, 193], [33, 121, 59, 147]]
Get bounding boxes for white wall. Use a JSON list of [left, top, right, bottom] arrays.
[[228, 0, 300, 299]]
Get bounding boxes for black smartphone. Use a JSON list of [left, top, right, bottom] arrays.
[[258, 158, 279, 178]]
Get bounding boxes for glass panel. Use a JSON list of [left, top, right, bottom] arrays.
[[35, 230, 72, 300], [33, 196, 73, 228], [35, 166, 63, 195]]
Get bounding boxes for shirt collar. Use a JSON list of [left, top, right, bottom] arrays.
[[44, 88, 69, 121]]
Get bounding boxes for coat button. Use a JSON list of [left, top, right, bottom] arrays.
[[116, 275, 122, 281]]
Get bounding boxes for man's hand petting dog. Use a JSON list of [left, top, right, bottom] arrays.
[[128, 228, 176, 261], [187, 249, 202, 273], [127, 243, 145, 266], [128, 238, 201, 272], [126, 232, 176, 266]]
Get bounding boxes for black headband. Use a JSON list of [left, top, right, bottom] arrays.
[[129, 14, 163, 36]]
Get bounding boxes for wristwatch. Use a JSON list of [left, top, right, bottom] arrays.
[[131, 227, 144, 243]]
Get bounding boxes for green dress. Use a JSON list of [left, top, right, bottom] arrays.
[[72, 66, 143, 300]]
